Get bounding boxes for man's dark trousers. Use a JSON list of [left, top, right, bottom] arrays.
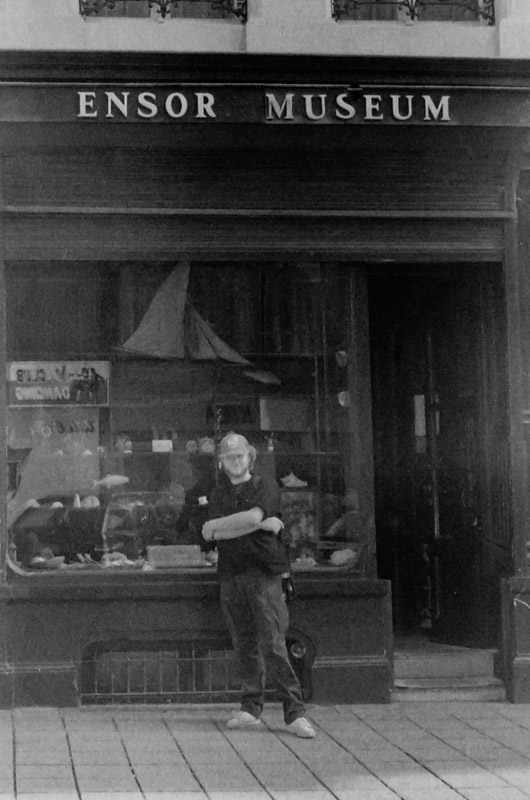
[[220, 571, 306, 724]]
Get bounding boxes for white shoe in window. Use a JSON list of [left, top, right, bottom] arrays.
[[280, 473, 308, 488]]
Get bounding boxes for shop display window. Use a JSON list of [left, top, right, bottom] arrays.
[[6, 262, 365, 577]]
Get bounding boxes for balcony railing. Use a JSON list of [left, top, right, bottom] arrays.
[[331, 0, 494, 24], [79, 0, 247, 21]]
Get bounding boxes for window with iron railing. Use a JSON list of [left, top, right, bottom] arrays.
[[79, 0, 247, 21], [331, 0, 494, 24]]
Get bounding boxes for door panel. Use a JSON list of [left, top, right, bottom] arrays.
[[370, 265, 511, 646]]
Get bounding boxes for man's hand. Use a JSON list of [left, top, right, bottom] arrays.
[[259, 516, 284, 534], [202, 520, 216, 542]]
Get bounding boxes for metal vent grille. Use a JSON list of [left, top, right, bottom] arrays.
[[82, 641, 245, 704], [81, 635, 313, 705]]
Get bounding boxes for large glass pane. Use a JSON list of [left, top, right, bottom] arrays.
[[341, 1, 396, 21], [420, 1, 478, 21], [81, 1, 232, 19], [82, 1, 150, 17], [170, 2, 230, 19], [333, 0, 483, 22], [7, 262, 365, 577]]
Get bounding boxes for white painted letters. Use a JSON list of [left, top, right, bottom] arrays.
[[196, 92, 217, 119], [77, 91, 98, 118], [423, 95, 451, 122], [303, 94, 327, 121], [165, 92, 188, 118], [137, 92, 158, 119], [365, 95, 384, 121], [391, 94, 414, 121], [74, 88, 452, 125], [106, 91, 130, 118], [266, 92, 294, 120], [335, 92, 356, 120]]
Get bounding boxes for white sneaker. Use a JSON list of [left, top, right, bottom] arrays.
[[285, 717, 316, 738], [280, 472, 308, 488], [226, 710, 262, 730]]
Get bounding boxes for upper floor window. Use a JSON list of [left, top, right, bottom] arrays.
[[79, 0, 247, 21], [331, 0, 494, 24]]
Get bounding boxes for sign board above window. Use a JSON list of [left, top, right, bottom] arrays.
[[1, 83, 529, 127]]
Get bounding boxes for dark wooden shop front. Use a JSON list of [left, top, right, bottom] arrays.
[[0, 53, 529, 706]]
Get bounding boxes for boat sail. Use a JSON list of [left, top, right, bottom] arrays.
[[116, 263, 250, 364]]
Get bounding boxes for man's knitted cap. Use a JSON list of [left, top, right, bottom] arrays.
[[218, 432, 251, 457]]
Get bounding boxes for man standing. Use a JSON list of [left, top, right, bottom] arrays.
[[202, 432, 315, 739]]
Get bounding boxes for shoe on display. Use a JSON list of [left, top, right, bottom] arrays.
[[285, 717, 316, 738], [226, 710, 262, 729], [280, 472, 308, 488]]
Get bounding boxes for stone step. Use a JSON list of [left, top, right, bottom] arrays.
[[393, 676, 506, 703], [394, 648, 496, 680]]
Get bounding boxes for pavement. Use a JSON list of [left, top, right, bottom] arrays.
[[3, 702, 530, 800]]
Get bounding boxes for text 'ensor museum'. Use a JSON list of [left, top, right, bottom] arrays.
[[76, 89, 451, 123]]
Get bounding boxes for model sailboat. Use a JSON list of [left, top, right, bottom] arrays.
[[117, 263, 250, 364]]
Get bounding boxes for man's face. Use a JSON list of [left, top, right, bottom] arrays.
[[220, 449, 251, 483]]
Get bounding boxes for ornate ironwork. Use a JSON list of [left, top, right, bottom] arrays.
[[331, 0, 494, 24], [80, 0, 115, 13], [80, 0, 247, 22]]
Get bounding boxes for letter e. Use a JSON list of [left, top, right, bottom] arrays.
[[78, 91, 98, 118], [364, 95, 384, 121]]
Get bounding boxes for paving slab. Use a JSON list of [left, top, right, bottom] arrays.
[[15, 751, 72, 766], [396, 790, 467, 800], [143, 794, 208, 800], [190, 762, 264, 792], [207, 793, 271, 800], [267, 792, 336, 800], [79, 794, 143, 800], [332, 791, 401, 800], [16, 794, 78, 800], [133, 764, 202, 792], [15, 779, 78, 794], [126, 748, 187, 765], [457, 790, 530, 800], [425, 758, 514, 788]]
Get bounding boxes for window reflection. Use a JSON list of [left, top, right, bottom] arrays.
[[7, 263, 363, 576]]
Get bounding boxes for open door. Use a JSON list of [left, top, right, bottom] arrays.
[[370, 265, 512, 647]]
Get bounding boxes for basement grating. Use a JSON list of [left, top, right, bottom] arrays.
[[81, 636, 313, 705]]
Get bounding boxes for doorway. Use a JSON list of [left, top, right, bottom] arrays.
[[369, 264, 512, 648]]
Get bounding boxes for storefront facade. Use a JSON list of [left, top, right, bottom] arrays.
[[1, 52, 530, 707]]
